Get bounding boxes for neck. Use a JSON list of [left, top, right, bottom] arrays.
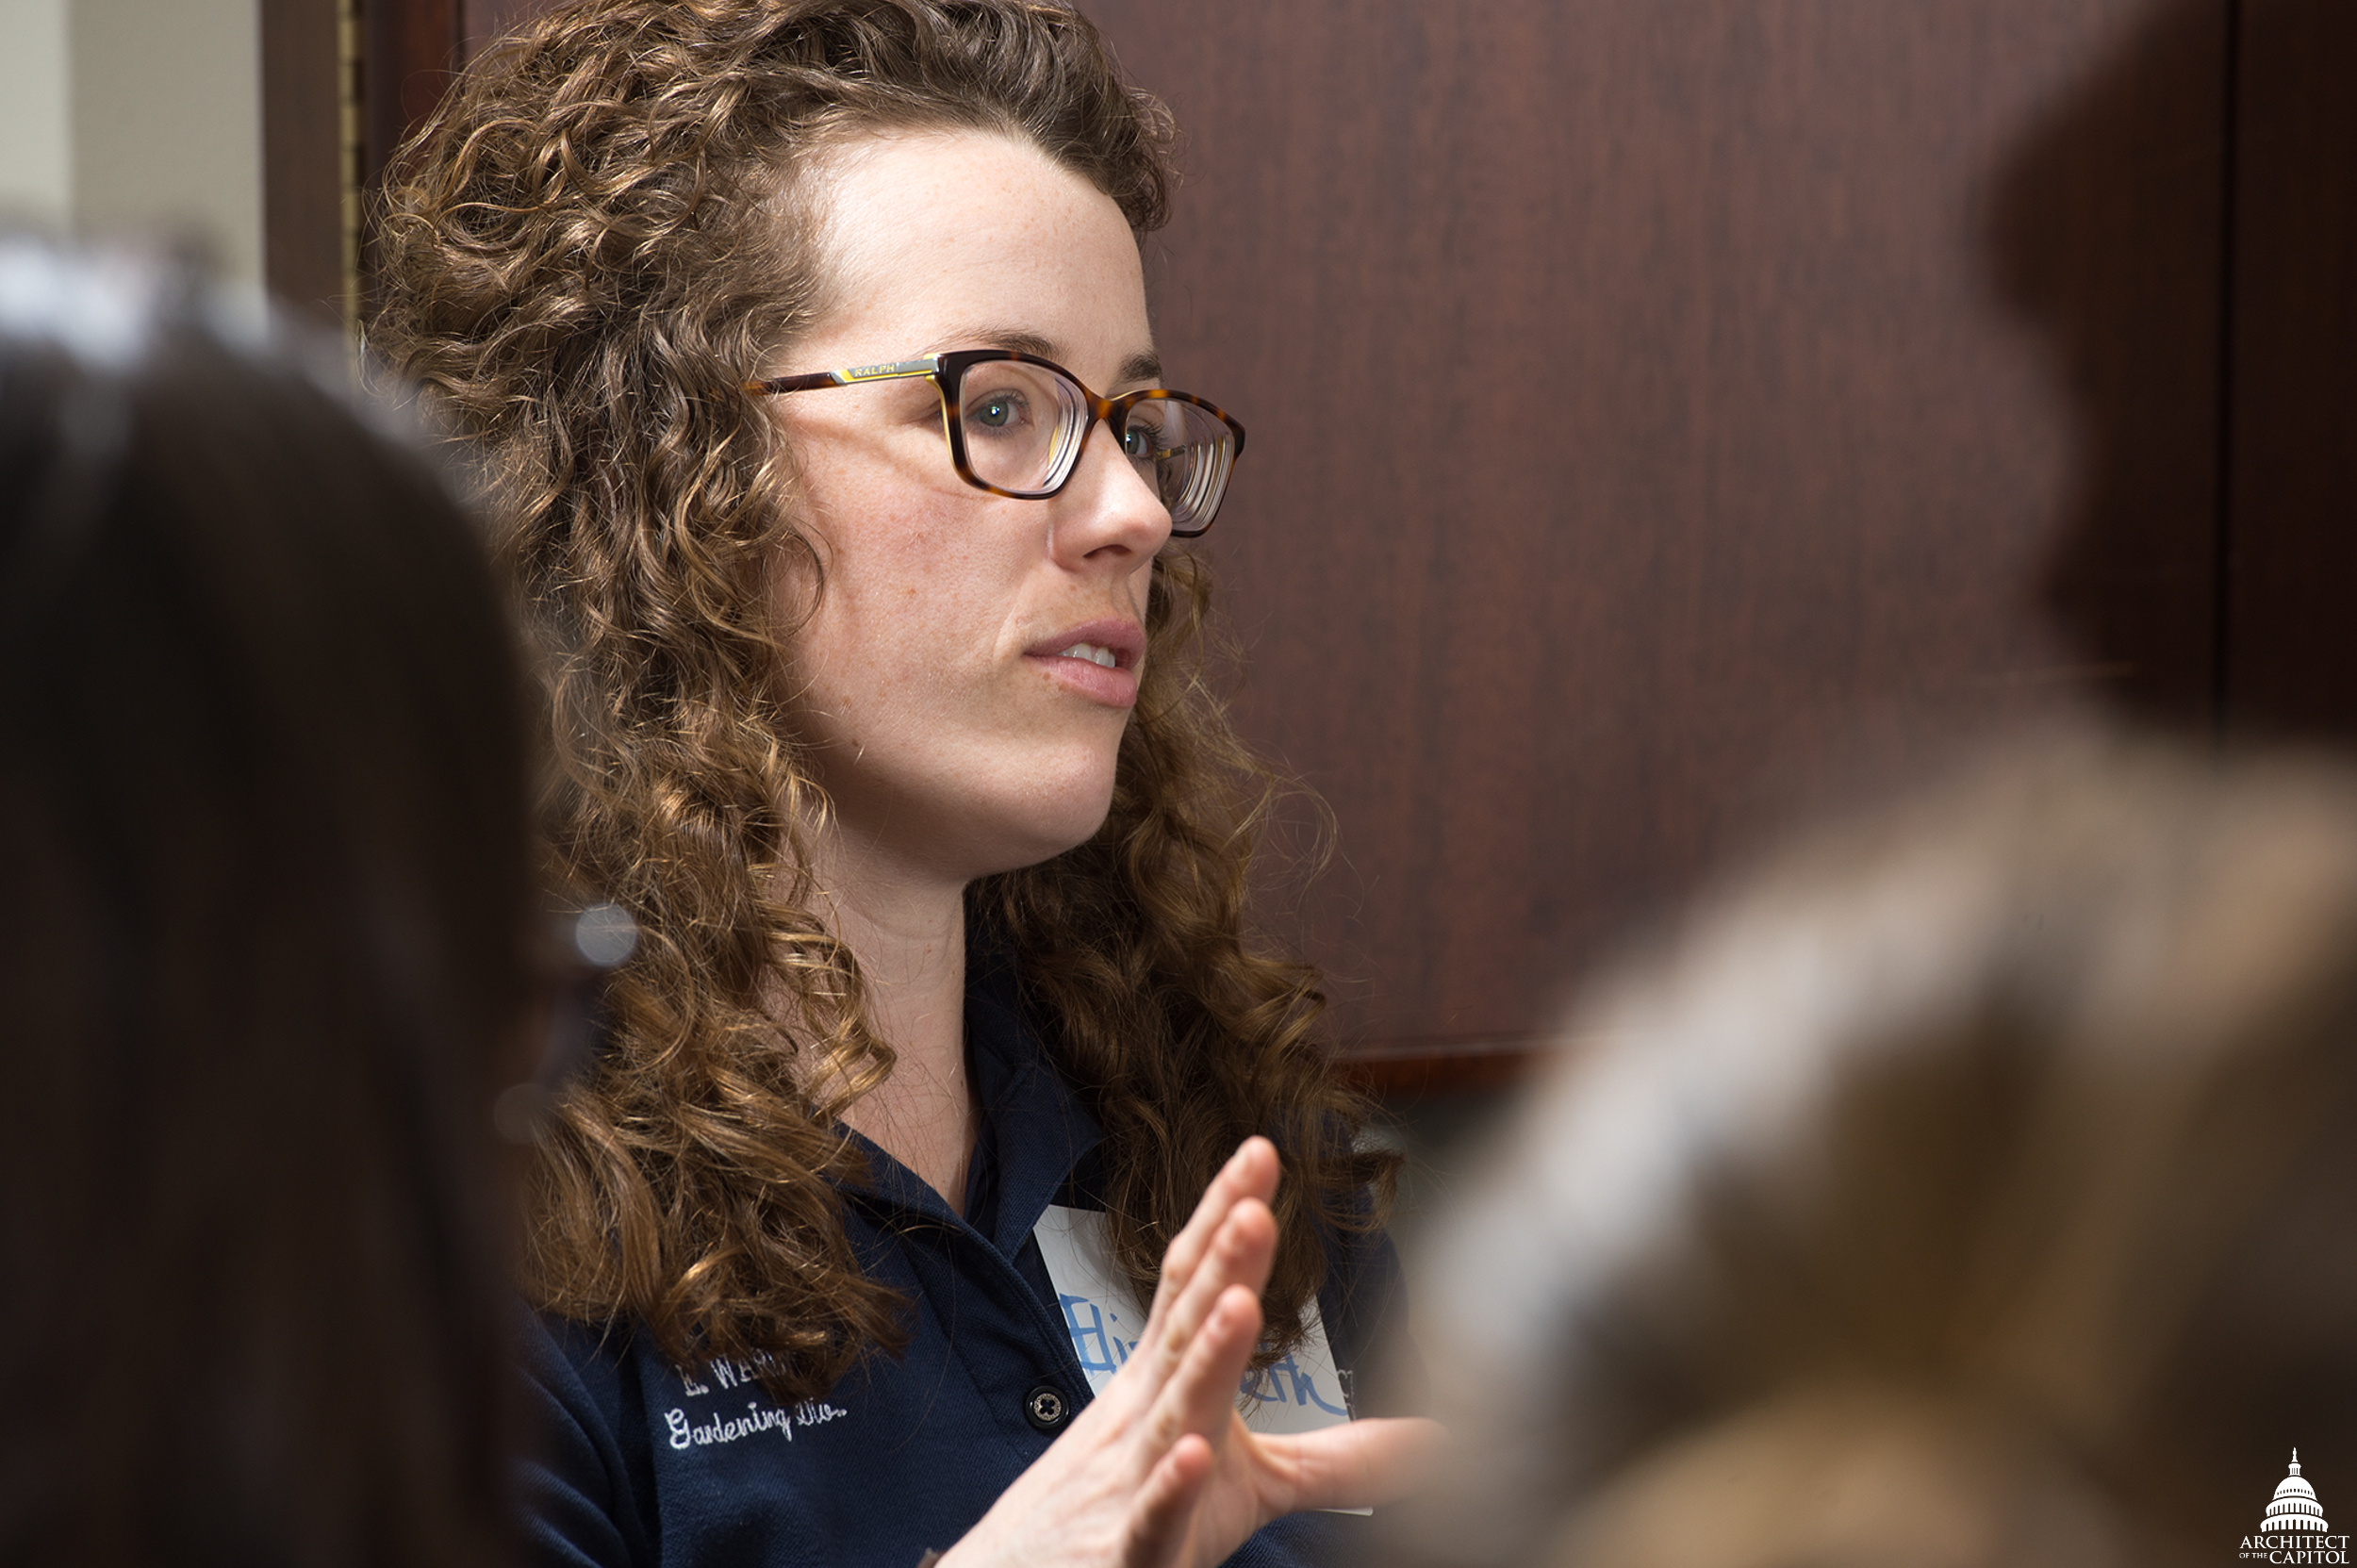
[[801, 822, 977, 1215]]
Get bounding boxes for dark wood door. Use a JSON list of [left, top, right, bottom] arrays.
[[330, 0, 2357, 1073], [2225, 0, 2357, 743], [1082, 0, 2230, 1060]]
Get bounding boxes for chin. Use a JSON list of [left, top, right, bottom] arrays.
[[981, 804, 1117, 877], [959, 769, 1121, 878]]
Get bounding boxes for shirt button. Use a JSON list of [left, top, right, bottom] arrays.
[[1024, 1384, 1068, 1432]]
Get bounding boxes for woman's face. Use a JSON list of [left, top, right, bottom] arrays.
[[769, 130, 1172, 888]]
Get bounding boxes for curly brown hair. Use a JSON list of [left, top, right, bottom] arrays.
[[370, 0, 1396, 1402]]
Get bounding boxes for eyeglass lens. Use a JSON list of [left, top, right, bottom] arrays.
[[954, 360, 1235, 534]]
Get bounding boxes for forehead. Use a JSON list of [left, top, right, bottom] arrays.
[[802, 128, 1152, 377]]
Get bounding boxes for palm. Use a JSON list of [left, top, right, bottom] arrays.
[[1179, 1413, 1283, 1565]]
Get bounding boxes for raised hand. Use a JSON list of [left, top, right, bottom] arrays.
[[938, 1138, 1443, 1568]]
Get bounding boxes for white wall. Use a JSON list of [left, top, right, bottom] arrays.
[[0, 0, 75, 221], [0, 0, 264, 289]]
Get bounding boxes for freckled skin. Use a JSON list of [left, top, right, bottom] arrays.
[[768, 130, 1172, 890]]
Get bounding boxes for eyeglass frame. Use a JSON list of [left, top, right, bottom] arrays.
[[740, 347, 1248, 538]]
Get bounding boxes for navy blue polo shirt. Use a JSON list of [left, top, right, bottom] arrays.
[[517, 959, 1406, 1567]]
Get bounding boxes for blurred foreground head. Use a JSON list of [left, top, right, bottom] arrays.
[[0, 238, 529, 1565], [1390, 734, 2357, 1568]]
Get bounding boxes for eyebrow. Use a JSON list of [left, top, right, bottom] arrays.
[[945, 326, 1162, 388]]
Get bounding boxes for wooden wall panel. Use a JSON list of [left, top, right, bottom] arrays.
[[371, 0, 2283, 1064], [2224, 0, 2357, 741], [461, 0, 542, 57], [260, 0, 347, 325], [1080, 0, 2228, 1054], [361, 0, 457, 192]]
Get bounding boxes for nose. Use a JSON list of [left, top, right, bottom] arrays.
[[1047, 418, 1175, 567]]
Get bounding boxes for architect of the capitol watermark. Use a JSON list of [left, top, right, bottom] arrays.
[[2244, 1452, 2350, 1564]]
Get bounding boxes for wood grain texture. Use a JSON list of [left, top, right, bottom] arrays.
[[2224, 0, 2357, 742], [260, 0, 346, 325], [365, 0, 2263, 1066], [1080, 0, 2228, 1051], [460, 0, 546, 57], [361, 0, 457, 191]]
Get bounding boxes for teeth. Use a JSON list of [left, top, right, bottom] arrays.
[[1057, 643, 1119, 668]]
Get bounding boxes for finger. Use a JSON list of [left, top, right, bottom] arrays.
[[1140, 1197, 1275, 1385], [1154, 1137, 1278, 1307], [1148, 1281, 1262, 1456], [1121, 1432, 1213, 1568], [1171, 1197, 1277, 1348], [1244, 1416, 1451, 1516], [1081, 1193, 1274, 1431]]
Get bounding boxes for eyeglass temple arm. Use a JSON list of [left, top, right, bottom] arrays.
[[741, 356, 943, 397]]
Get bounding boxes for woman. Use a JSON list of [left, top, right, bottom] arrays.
[[371, 3, 1433, 1564], [0, 237, 532, 1564], [1383, 734, 2357, 1568]]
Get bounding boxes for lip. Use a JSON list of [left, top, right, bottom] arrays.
[[1023, 617, 1146, 708]]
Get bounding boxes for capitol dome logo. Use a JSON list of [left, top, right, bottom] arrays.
[[2242, 1452, 2350, 1563]]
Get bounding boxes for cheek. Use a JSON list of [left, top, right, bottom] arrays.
[[1124, 554, 1161, 621], [786, 493, 1008, 730]]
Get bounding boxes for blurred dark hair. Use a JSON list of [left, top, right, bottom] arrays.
[[0, 240, 530, 1566], [1389, 733, 2357, 1568]]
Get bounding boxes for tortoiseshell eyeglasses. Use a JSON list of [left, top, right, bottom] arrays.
[[742, 348, 1247, 537]]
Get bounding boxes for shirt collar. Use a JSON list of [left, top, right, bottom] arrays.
[[832, 939, 1104, 1258], [962, 942, 1104, 1254]]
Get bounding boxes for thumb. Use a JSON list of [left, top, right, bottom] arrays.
[[1251, 1415, 1451, 1517]]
